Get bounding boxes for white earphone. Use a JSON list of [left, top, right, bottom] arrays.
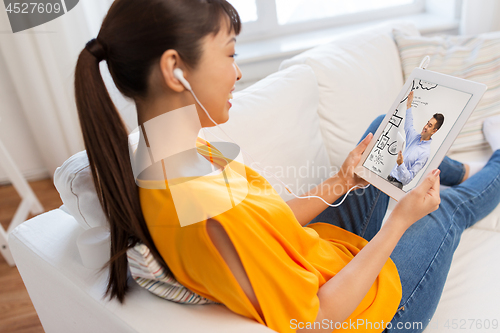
[[172, 67, 369, 208], [173, 68, 192, 91]]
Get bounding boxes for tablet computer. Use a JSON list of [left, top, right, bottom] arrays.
[[354, 67, 487, 201]]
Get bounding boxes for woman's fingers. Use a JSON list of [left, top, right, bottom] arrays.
[[417, 169, 441, 211], [354, 132, 373, 155], [427, 169, 440, 190], [426, 171, 441, 206], [391, 169, 442, 230]]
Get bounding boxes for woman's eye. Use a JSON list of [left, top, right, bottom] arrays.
[[230, 53, 238, 58]]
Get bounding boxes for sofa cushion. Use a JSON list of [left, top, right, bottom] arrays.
[[53, 151, 107, 229], [393, 28, 500, 154], [127, 243, 218, 305], [279, 22, 419, 169], [206, 64, 331, 201]]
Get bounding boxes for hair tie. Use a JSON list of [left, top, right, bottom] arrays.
[[85, 38, 106, 62]]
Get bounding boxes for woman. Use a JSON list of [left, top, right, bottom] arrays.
[[74, 0, 500, 332]]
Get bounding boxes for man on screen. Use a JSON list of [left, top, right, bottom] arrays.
[[387, 91, 445, 189]]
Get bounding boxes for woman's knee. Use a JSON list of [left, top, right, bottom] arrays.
[[359, 114, 385, 144], [369, 114, 385, 131], [374, 114, 385, 125], [438, 157, 466, 187]]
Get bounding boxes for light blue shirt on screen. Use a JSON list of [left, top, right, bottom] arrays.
[[390, 108, 431, 185]]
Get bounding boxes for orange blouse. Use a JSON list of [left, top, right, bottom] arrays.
[[138, 137, 402, 332]]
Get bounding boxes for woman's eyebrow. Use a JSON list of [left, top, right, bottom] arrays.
[[226, 37, 236, 45]]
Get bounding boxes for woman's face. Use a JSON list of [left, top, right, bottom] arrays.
[[187, 20, 242, 127]]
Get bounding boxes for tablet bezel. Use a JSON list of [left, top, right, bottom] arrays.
[[354, 68, 487, 201]]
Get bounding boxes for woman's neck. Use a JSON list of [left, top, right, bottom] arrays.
[[137, 92, 200, 149], [134, 97, 219, 179], [140, 104, 202, 157]]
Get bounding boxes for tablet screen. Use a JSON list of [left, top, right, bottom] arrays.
[[362, 78, 472, 192]]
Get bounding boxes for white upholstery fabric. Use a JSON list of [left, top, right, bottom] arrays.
[[429, 227, 500, 332], [279, 22, 419, 169], [53, 151, 106, 229], [204, 64, 331, 201]]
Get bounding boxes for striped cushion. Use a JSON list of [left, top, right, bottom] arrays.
[[127, 243, 219, 304], [393, 29, 500, 153]]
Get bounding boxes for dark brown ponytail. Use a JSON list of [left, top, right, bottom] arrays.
[[73, 0, 241, 303]]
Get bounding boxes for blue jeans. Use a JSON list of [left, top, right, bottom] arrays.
[[306, 115, 500, 332]]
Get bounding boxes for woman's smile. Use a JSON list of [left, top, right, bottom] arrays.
[[227, 88, 234, 107]]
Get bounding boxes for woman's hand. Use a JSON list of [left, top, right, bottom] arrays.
[[390, 169, 441, 232], [338, 133, 373, 192]]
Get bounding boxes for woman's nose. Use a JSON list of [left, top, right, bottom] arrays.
[[233, 63, 242, 81]]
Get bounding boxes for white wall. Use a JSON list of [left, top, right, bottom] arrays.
[[460, 0, 500, 35], [0, 53, 49, 184]]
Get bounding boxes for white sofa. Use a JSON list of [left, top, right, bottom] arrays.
[[9, 22, 500, 333]]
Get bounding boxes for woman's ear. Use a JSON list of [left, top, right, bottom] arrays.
[[159, 50, 187, 92]]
